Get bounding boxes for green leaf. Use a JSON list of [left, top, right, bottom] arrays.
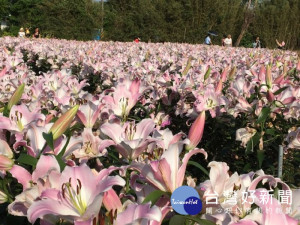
[[3, 105, 9, 117], [42, 132, 54, 150], [265, 128, 275, 135], [243, 163, 251, 172], [186, 216, 216, 225], [256, 107, 271, 124], [17, 154, 38, 167], [257, 150, 265, 169], [188, 161, 209, 177], [246, 133, 261, 153], [169, 215, 186, 225], [142, 190, 168, 206], [57, 134, 71, 158], [54, 155, 66, 171], [204, 67, 211, 80], [182, 56, 192, 76], [273, 86, 288, 95]]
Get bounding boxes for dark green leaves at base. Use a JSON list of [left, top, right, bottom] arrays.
[[142, 190, 168, 206], [169, 215, 216, 225]]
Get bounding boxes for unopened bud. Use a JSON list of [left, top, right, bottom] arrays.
[[49, 105, 79, 140], [7, 83, 25, 110]]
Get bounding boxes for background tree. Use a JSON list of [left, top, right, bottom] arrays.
[[1, 0, 300, 49], [0, 0, 10, 20], [251, 0, 300, 49], [38, 0, 101, 40]]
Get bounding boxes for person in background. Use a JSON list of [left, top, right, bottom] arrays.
[[32, 28, 40, 38], [25, 28, 30, 38], [276, 39, 285, 50], [224, 34, 232, 47], [18, 27, 25, 38], [221, 34, 226, 46], [253, 37, 261, 48], [204, 34, 212, 45]]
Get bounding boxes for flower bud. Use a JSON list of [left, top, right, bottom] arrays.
[[0, 140, 14, 159], [49, 105, 79, 140], [0, 155, 14, 171], [266, 90, 275, 102], [7, 83, 25, 110], [265, 65, 272, 89], [186, 111, 206, 151], [0, 190, 8, 204], [204, 66, 211, 81]]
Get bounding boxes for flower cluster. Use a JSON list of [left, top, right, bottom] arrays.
[[0, 37, 299, 225]]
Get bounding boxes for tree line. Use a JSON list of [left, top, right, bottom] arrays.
[[1, 0, 299, 49]]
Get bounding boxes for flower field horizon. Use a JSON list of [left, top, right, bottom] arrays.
[[0, 37, 299, 225]]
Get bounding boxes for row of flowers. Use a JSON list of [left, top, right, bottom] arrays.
[[0, 37, 299, 225]]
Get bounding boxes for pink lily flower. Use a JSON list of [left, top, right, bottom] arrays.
[[193, 86, 223, 118], [131, 142, 207, 193], [10, 155, 60, 191], [286, 127, 300, 149], [101, 118, 155, 160], [102, 78, 149, 120], [0, 104, 45, 140], [27, 164, 125, 225], [77, 101, 103, 128], [8, 155, 61, 217], [72, 128, 114, 161], [152, 128, 184, 150]]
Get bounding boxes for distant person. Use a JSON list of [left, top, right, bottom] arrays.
[[18, 27, 25, 38], [276, 39, 285, 49], [204, 34, 212, 45], [221, 34, 226, 46], [33, 28, 40, 38], [224, 34, 232, 47], [134, 38, 141, 43], [253, 37, 261, 48], [25, 28, 30, 38]]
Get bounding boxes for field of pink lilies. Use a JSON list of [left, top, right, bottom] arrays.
[[0, 37, 299, 225]]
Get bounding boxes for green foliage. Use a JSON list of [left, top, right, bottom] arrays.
[[2, 0, 102, 40], [2, 0, 300, 48], [37, 0, 101, 40]]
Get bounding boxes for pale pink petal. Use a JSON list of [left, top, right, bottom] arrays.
[[101, 123, 123, 143], [9, 165, 32, 190], [32, 155, 60, 182], [161, 143, 181, 191], [177, 148, 207, 187], [115, 203, 161, 225], [0, 117, 12, 130], [158, 158, 173, 192], [254, 190, 291, 225], [74, 220, 93, 225], [103, 189, 122, 213], [208, 161, 229, 195], [230, 220, 257, 225], [27, 199, 79, 223], [134, 119, 155, 140]]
